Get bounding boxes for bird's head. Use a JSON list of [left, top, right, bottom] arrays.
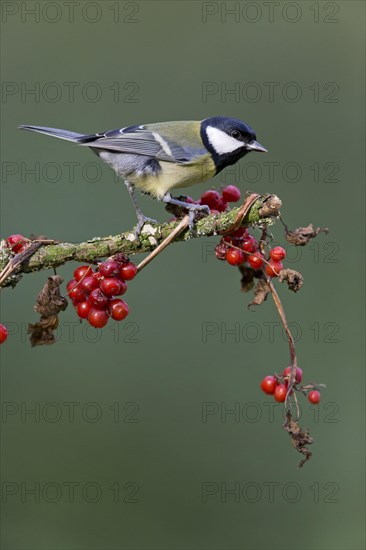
[[201, 116, 267, 173]]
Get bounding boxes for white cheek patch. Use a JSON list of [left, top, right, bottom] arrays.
[[206, 126, 244, 154], [153, 132, 173, 157]]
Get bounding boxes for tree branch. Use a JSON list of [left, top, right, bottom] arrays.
[[0, 193, 281, 288]]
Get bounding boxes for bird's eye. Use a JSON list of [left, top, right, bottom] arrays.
[[231, 130, 241, 139]]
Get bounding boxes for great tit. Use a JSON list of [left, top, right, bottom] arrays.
[[19, 116, 267, 236]]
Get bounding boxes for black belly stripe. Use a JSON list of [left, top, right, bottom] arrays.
[[143, 158, 161, 176]]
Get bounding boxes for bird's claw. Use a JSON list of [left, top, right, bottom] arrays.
[[187, 204, 210, 232], [134, 214, 158, 240], [161, 193, 210, 234]]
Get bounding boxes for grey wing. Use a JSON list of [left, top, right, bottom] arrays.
[[80, 125, 202, 164]]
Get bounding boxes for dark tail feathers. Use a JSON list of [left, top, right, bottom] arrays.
[[18, 125, 91, 143]]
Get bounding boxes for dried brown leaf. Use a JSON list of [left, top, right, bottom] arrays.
[[28, 317, 60, 346], [284, 223, 328, 246], [28, 275, 68, 347], [248, 278, 270, 308], [278, 269, 304, 292], [283, 412, 313, 468]]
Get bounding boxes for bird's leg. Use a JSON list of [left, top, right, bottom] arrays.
[[124, 180, 157, 239], [162, 193, 210, 231]]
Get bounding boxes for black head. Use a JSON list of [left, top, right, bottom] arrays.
[[201, 116, 267, 174]]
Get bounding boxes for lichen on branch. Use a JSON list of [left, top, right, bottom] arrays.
[[0, 193, 281, 288]]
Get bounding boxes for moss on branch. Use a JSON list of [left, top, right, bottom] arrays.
[[0, 193, 281, 287]]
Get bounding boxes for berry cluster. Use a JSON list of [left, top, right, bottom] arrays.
[[216, 228, 286, 278], [0, 323, 8, 345], [4, 234, 29, 254], [260, 367, 321, 404], [198, 184, 241, 213], [66, 254, 137, 328], [187, 185, 286, 278], [177, 185, 241, 220]]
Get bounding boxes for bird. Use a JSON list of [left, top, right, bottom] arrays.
[[19, 116, 267, 237]]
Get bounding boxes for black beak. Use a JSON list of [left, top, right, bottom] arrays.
[[245, 140, 268, 153]]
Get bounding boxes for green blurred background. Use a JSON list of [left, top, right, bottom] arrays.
[[0, 1, 365, 549]]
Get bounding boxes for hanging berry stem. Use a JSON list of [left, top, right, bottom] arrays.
[[267, 279, 297, 370]]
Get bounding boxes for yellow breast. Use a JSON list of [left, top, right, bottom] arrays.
[[132, 154, 216, 198]]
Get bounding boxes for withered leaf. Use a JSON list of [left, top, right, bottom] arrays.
[[28, 317, 60, 347], [248, 278, 270, 308], [278, 269, 304, 292], [33, 275, 67, 316], [284, 223, 328, 246], [28, 275, 68, 347], [283, 412, 313, 468], [239, 264, 256, 293]]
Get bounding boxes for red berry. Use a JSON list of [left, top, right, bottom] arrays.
[[74, 265, 93, 281], [113, 253, 130, 266], [99, 260, 119, 277], [260, 376, 277, 395], [119, 263, 138, 281], [92, 271, 104, 282], [108, 299, 129, 321], [0, 323, 8, 344], [308, 390, 321, 404], [184, 196, 196, 204], [210, 209, 221, 215], [100, 277, 126, 296], [7, 234, 28, 253], [274, 384, 287, 403], [215, 240, 230, 261], [200, 190, 220, 209], [88, 288, 108, 309], [242, 236, 258, 253], [226, 248, 245, 266], [283, 366, 303, 384], [248, 253, 264, 270], [66, 279, 77, 293], [216, 199, 228, 212], [76, 301, 92, 319], [88, 308, 109, 328], [66, 280, 85, 303], [270, 246, 286, 261], [265, 261, 283, 278], [230, 227, 248, 240], [222, 185, 241, 202], [80, 276, 99, 293]]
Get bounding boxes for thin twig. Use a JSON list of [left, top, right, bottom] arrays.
[[0, 242, 44, 287], [137, 215, 190, 272], [267, 278, 299, 411], [267, 279, 297, 368], [257, 226, 298, 407]]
